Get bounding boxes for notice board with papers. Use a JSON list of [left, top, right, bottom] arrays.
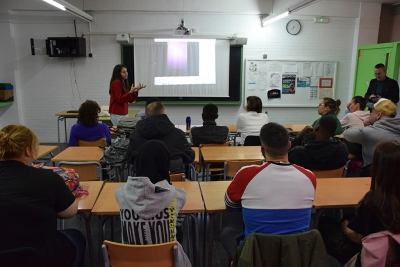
[[244, 60, 337, 107]]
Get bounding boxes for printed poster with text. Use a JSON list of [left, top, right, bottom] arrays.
[[282, 74, 296, 94]]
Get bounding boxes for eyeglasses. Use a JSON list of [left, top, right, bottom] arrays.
[[318, 104, 325, 107]]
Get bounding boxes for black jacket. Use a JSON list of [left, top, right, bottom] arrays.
[[125, 114, 195, 173], [289, 139, 348, 170], [365, 77, 399, 103], [189, 121, 229, 147]]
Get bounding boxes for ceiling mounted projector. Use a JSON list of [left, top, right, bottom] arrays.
[[173, 19, 192, 36]]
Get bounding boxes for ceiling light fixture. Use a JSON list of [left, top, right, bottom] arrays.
[[262, 0, 321, 26], [42, 0, 93, 22]]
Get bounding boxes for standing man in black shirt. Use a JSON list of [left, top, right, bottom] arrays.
[[365, 63, 399, 104]]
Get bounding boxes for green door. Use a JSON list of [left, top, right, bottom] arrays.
[[353, 47, 392, 97]]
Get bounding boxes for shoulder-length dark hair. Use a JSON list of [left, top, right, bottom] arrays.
[[360, 140, 400, 233], [246, 96, 262, 113], [323, 97, 341, 116], [77, 100, 100, 127], [109, 64, 129, 94]]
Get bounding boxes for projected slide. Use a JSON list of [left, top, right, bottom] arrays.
[[154, 39, 215, 85], [133, 38, 229, 97]]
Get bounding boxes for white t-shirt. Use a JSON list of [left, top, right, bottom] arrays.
[[236, 111, 269, 145]]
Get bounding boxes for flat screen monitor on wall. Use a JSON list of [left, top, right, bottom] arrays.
[[121, 40, 243, 105]]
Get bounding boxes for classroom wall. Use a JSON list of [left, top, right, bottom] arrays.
[[0, 13, 20, 126], [0, 1, 381, 142]]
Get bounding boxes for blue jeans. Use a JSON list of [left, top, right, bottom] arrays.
[[60, 229, 86, 267]]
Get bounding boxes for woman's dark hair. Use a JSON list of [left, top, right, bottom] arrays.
[[352, 96, 366, 111], [77, 100, 100, 127], [109, 64, 129, 94], [323, 97, 341, 116], [361, 140, 400, 233], [246, 96, 262, 113]]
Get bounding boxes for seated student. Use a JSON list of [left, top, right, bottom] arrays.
[[115, 140, 191, 267], [318, 140, 400, 265], [302, 98, 342, 145], [340, 96, 370, 159], [0, 125, 86, 267], [236, 96, 269, 145], [125, 102, 194, 174], [289, 116, 348, 170], [222, 123, 316, 257], [68, 100, 111, 146], [340, 96, 370, 129], [344, 98, 400, 176], [189, 103, 229, 147]]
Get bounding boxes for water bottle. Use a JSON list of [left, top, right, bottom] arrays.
[[186, 116, 191, 130]]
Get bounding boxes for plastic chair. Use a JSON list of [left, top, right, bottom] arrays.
[[311, 165, 346, 178], [77, 137, 106, 147], [0, 247, 47, 267], [224, 160, 264, 180], [243, 136, 261, 146], [170, 173, 185, 182], [102, 240, 178, 267], [58, 161, 103, 181]]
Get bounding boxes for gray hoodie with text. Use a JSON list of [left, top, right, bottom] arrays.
[[115, 177, 191, 267]]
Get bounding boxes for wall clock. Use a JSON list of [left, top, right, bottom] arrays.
[[286, 20, 301, 35]]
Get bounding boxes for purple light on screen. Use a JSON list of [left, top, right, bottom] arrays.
[[167, 42, 187, 70]]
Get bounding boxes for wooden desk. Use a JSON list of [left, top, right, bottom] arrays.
[[76, 181, 104, 267], [313, 177, 370, 209], [282, 124, 309, 133], [36, 145, 58, 160], [55, 110, 140, 151], [200, 146, 264, 180], [92, 181, 204, 267], [51, 147, 104, 162]]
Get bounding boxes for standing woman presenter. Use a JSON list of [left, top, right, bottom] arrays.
[[109, 64, 146, 126]]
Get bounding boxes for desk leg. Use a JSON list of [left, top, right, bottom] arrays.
[[77, 212, 94, 267], [99, 216, 111, 267], [57, 116, 63, 153], [314, 208, 325, 229], [207, 213, 216, 267], [188, 214, 199, 267], [206, 163, 211, 181]]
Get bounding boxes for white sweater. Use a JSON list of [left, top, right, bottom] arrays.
[[340, 110, 370, 129], [236, 111, 269, 145]]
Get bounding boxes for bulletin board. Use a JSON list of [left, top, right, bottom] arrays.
[[244, 60, 337, 107]]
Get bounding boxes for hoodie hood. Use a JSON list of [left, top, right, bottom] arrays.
[[136, 114, 176, 140], [118, 177, 175, 219], [305, 140, 348, 164], [374, 117, 400, 134], [352, 110, 371, 122]]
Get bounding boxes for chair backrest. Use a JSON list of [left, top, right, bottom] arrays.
[[232, 229, 330, 267], [200, 141, 230, 147], [77, 138, 106, 147], [311, 165, 345, 178], [58, 161, 102, 181], [170, 173, 185, 182], [0, 247, 47, 267], [224, 160, 264, 180], [102, 240, 178, 267], [243, 136, 261, 146]]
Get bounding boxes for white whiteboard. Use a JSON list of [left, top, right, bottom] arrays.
[[244, 60, 337, 107]]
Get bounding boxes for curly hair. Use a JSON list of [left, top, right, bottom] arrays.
[[0, 124, 38, 160], [77, 100, 100, 127], [323, 97, 341, 116]]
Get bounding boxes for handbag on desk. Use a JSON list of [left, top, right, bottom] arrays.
[[33, 163, 89, 196]]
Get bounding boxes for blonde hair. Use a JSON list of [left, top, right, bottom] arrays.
[[0, 125, 38, 160]]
